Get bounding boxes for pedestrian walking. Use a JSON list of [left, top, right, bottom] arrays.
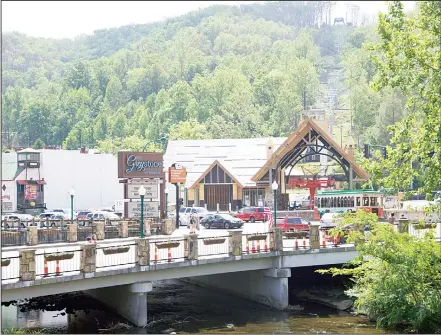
[[190, 213, 196, 234], [388, 213, 395, 224]]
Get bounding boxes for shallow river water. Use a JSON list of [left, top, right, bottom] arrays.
[[1, 279, 396, 334]]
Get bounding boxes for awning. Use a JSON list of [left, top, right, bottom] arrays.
[[16, 180, 46, 185]]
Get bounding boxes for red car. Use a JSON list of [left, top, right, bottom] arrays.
[[277, 217, 310, 232], [234, 207, 271, 222]]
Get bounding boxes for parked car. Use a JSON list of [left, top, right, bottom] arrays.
[[178, 207, 189, 226], [277, 217, 310, 232], [201, 214, 244, 229], [184, 207, 211, 228], [234, 207, 271, 222], [77, 211, 91, 220], [90, 211, 120, 224], [320, 212, 342, 229], [2, 213, 34, 228], [39, 212, 58, 220]]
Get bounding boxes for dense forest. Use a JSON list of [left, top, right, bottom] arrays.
[[2, 1, 407, 153]]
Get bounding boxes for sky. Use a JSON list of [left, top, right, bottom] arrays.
[[2, 1, 415, 40]]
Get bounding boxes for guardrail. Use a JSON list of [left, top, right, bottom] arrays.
[[1, 230, 276, 283], [1, 217, 174, 247], [1, 228, 27, 247]]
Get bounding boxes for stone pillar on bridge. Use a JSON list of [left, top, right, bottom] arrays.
[[309, 224, 320, 249], [228, 231, 242, 256], [80, 244, 96, 273], [136, 238, 150, 266], [92, 220, 105, 240], [187, 234, 198, 260], [119, 221, 128, 238], [163, 218, 175, 235], [144, 219, 152, 237], [68, 223, 78, 243], [86, 281, 153, 327], [27, 226, 38, 246], [270, 227, 283, 252], [19, 249, 36, 281]]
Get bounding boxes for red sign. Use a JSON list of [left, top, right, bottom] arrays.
[[25, 185, 37, 200], [169, 167, 187, 184]]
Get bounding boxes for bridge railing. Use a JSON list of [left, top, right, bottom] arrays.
[[1, 229, 279, 283], [242, 233, 272, 254], [0, 218, 173, 247], [150, 238, 186, 263], [198, 235, 229, 258], [1, 255, 20, 281], [35, 248, 82, 278], [96, 242, 137, 271], [1, 223, 27, 247]]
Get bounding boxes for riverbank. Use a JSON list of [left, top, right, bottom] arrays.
[[290, 287, 354, 312], [2, 280, 394, 334]]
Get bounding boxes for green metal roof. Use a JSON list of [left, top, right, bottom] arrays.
[[317, 189, 382, 196]]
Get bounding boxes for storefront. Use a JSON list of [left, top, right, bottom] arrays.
[[164, 119, 369, 212]]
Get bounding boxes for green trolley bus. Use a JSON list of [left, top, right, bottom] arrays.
[[314, 189, 385, 218]]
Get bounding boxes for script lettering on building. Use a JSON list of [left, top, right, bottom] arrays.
[[118, 152, 164, 179]]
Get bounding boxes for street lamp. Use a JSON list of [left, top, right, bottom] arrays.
[[69, 188, 75, 222], [138, 185, 146, 238], [272, 181, 278, 224], [165, 187, 169, 218]]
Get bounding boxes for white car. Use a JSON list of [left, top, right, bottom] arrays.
[[183, 207, 212, 227], [90, 211, 120, 224], [320, 212, 343, 228], [2, 213, 34, 228]]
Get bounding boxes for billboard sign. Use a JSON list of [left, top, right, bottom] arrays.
[[168, 167, 187, 184], [127, 201, 159, 218], [128, 184, 158, 199], [25, 185, 38, 200], [118, 152, 164, 179]]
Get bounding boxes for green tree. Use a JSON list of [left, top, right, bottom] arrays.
[[365, 1, 441, 194], [32, 138, 45, 149], [318, 214, 441, 333], [168, 119, 209, 140]]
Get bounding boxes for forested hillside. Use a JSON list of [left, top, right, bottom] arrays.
[[1, 1, 406, 153]]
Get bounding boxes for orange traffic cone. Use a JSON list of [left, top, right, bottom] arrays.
[[256, 240, 261, 253], [294, 238, 299, 249], [43, 258, 49, 277], [303, 237, 306, 249], [55, 259, 60, 276], [154, 245, 158, 264], [167, 245, 172, 263], [252, 241, 256, 254]]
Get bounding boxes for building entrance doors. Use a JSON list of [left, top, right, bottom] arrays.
[[204, 184, 232, 211]]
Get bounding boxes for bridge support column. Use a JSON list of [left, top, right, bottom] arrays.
[[86, 282, 153, 327], [183, 267, 291, 310]]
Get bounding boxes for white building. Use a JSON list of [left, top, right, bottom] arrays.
[[1, 149, 123, 213]]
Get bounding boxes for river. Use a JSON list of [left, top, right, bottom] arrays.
[[1, 279, 396, 334]]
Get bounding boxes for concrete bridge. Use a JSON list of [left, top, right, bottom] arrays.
[[1, 225, 359, 326], [2, 223, 439, 327]]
